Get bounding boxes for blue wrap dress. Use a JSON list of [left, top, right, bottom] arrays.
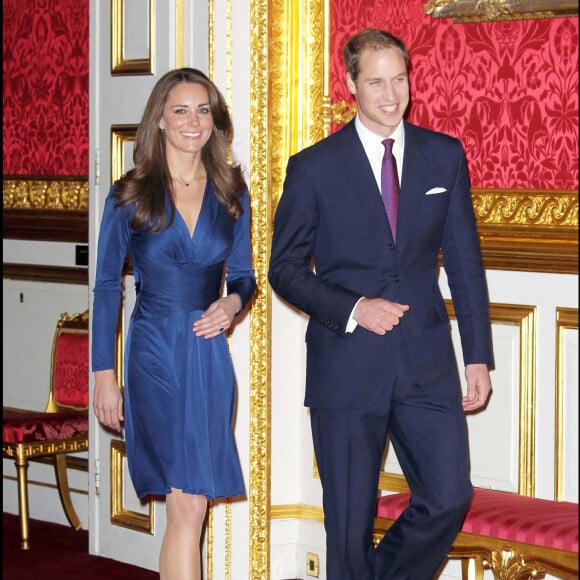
[[92, 180, 256, 500]]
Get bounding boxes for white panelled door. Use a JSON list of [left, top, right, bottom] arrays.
[[88, 0, 205, 570]]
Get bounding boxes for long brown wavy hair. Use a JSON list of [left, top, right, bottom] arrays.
[[114, 68, 246, 232]]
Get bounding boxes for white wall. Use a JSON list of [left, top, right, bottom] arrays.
[[2, 271, 89, 529]]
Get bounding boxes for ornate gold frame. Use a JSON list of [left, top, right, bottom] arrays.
[[554, 307, 578, 501], [111, 124, 138, 182], [111, 0, 155, 75], [110, 439, 154, 533], [424, 0, 578, 22], [379, 301, 537, 496], [3, 176, 89, 243]]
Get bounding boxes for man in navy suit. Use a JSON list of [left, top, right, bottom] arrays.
[[269, 28, 494, 579]]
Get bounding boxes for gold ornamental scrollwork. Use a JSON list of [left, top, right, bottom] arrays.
[[3, 178, 89, 210], [249, 0, 272, 577], [424, 0, 578, 22], [471, 189, 577, 226], [484, 546, 547, 579]]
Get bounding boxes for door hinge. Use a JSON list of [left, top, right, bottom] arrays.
[[94, 148, 100, 186], [94, 458, 100, 495]]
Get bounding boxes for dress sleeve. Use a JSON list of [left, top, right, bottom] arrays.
[[92, 186, 131, 371], [226, 189, 257, 313]]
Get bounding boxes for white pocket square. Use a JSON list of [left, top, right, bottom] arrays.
[[425, 187, 447, 195]]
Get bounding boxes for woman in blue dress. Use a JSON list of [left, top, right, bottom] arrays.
[[92, 68, 256, 579]]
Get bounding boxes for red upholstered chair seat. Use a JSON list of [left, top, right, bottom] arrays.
[[376, 489, 579, 552], [3, 310, 89, 550], [3, 409, 88, 444]]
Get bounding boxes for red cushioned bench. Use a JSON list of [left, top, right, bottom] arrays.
[[374, 489, 578, 579]]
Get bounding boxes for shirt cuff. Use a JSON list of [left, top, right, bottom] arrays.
[[345, 297, 365, 334]]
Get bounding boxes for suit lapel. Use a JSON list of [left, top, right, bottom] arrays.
[[338, 121, 392, 234], [398, 122, 429, 244]]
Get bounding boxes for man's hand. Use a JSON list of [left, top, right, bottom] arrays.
[[353, 297, 410, 335], [462, 363, 492, 412]]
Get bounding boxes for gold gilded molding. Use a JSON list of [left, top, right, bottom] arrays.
[[486, 546, 546, 578], [255, 0, 330, 574], [3, 178, 88, 210], [249, 0, 272, 577], [449, 301, 537, 497], [225, 498, 232, 579], [378, 302, 537, 496], [110, 439, 154, 533], [424, 0, 578, 22], [554, 307, 578, 501], [226, 0, 233, 106], [175, 0, 183, 68], [111, 0, 155, 75], [472, 189, 577, 227], [111, 124, 138, 183], [271, 503, 324, 523], [208, 0, 214, 77], [206, 501, 214, 579]]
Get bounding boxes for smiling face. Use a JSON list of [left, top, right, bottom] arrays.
[[346, 46, 409, 138], [158, 81, 213, 157]]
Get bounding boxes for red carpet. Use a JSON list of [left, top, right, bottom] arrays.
[[3, 512, 159, 579]]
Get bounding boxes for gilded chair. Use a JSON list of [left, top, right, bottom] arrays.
[[3, 310, 89, 549]]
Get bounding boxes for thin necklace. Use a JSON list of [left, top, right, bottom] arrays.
[[172, 176, 190, 188]]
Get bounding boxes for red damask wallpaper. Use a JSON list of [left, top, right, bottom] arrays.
[[2, 0, 89, 177], [330, 0, 578, 190]]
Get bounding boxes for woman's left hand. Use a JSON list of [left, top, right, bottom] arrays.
[[193, 294, 241, 339]]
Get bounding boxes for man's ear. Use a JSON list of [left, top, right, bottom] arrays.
[[346, 73, 356, 96]]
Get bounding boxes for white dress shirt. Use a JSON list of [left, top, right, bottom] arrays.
[[345, 116, 405, 333]]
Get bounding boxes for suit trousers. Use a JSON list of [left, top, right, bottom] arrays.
[[310, 329, 473, 580]]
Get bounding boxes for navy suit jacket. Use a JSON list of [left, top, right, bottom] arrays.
[[269, 119, 494, 409]]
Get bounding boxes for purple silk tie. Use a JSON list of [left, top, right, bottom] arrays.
[[381, 138, 400, 241]]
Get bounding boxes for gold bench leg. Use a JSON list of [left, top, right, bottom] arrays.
[[462, 557, 484, 580], [54, 454, 82, 530], [15, 449, 31, 550]]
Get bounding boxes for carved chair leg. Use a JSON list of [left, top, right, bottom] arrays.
[[461, 557, 485, 580], [15, 449, 31, 550], [54, 454, 82, 530]]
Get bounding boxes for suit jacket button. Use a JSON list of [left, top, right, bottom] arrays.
[[388, 243, 394, 249], [394, 275, 400, 282]]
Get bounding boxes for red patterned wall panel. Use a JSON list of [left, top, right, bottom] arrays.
[[2, 0, 89, 177], [330, 0, 578, 190]]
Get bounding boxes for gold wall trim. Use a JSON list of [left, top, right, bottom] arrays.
[[110, 439, 155, 533], [471, 189, 577, 227], [206, 501, 214, 579], [3, 177, 89, 242], [111, 124, 139, 183], [379, 302, 537, 497], [225, 498, 232, 578], [271, 503, 324, 523], [3, 177, 89, 210], [424, 0, 578, 22], [554, 307, 578, 501], [473, 189, 578, 274], [175, 0, 183, 68], [249, 0, 271, 577], [111, 0, 155, 75], [225, 0, 232, 105]]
